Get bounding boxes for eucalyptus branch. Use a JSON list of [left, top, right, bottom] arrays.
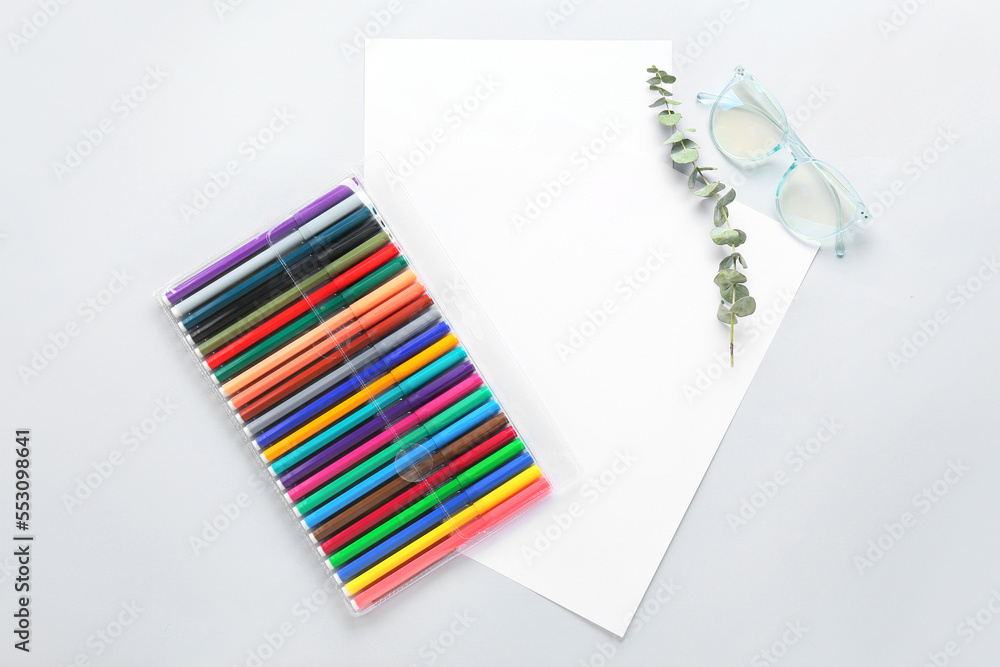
[[646, 65, 756, 367]]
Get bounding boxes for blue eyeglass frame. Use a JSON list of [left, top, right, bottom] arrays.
[[698, 66, 871, 257]]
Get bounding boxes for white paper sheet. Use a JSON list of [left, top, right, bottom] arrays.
[[365, 39, 818, 636]]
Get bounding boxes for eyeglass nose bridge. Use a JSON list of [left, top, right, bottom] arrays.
[[783, 127, 814, 162]]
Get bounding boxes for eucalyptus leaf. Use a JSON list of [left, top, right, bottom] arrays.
[[733, 252, 746, 268], [711, 228, 741, 245], [717, 301, 736, 324], [714, 269, 747, 289], [719, 255, 735, 270], [718, 189, 736, 207], [730, 229, 748, 247], [664, 99, 682, 105], [646, 77, 661, 85], [713, 205, 729, 227], [671, 148, 698, 163], [695, 182, 722, 197], [664, 130, 685, 143], [688, 170, 699, 189], [658, 72, 676, 83], [647, 67, 658, 73], [730, 296, 757, 316], [659, 113, 682, 125], [712, 227, 740, 245], [721, 283, 750, 304], [649, 98, 666, 108]]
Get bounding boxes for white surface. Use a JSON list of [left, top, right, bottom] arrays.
[[1, 1, 998, 665], [364, 39, 818, 636]]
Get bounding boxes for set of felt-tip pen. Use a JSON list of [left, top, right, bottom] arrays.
[[160, 179, 550, 612]]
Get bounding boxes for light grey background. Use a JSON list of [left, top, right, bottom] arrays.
[[1, 1, 997, 666]]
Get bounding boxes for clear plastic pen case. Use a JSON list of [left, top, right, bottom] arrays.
[[158, 156, 577, 614]]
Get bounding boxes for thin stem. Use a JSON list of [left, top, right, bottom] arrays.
[[730, 313, 734, 367]]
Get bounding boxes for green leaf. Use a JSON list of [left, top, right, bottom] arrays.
[[717, 301, 736, 324], [730, 229, 748, 247], [713, 205, 729, 227], [719, 189, 736, 207], [647, 67, 658, 73], [663, 130, 685, 143], [711, 228, 741, 245], [730, 296, 756, 316], [671, 148, 698, 164], [733, 252, 746, 268], [719, 255, 735, 270], [659, 113, 682, 126], [671, 141, 698, 154], [664, 99, 682, 105], [688, 170, 699, 189], [646, 77, 661, 85], [722, 284, 750, 304], [658, 71, 676, 83], [649, 98, 666, 108], [695, 182, 722, 197], [714, 268, 747, 290]]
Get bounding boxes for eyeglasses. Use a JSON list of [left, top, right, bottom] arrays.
[[698, 66, 870, 257]]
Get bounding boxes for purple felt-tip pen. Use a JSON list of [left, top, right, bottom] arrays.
[[163, 184, 355, 304]]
